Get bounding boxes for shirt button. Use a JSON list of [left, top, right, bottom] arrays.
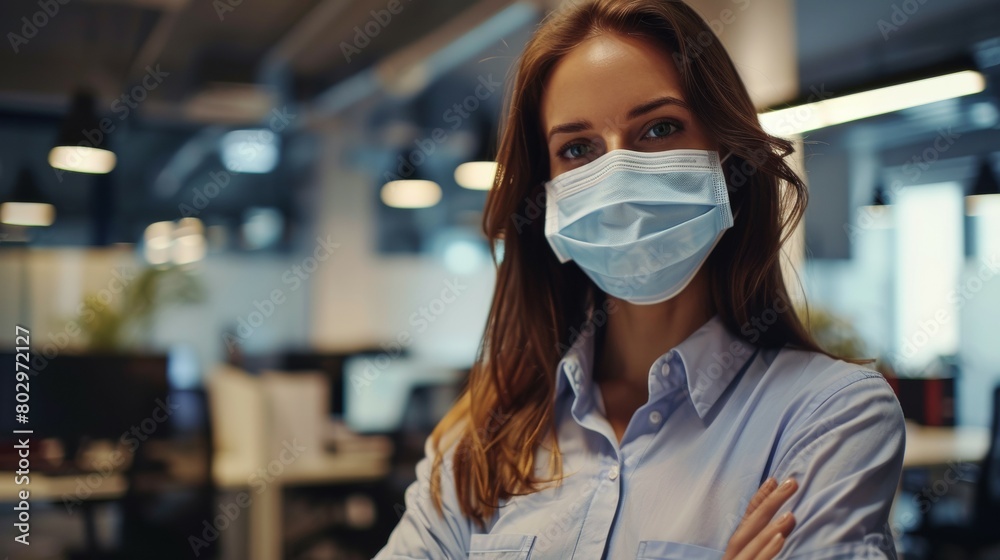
[[649, 410, 663, 424], [608, 464, 620, 480], [660, 362, 671, 376]]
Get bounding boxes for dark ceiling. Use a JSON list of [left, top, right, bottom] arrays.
[[1, 0, 998, 119], [795, 0, 1000, 91], [0, 0, 492, 123], [0, 0, 518, 248], [0, 0, 998, 250]]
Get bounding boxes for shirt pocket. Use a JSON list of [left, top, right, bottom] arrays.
[[636, 540, 724, 560], [468, 533, 536, 560]]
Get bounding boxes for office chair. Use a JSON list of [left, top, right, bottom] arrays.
[[909, 384, 1000, 559], [292, 378, 467, 560], [69, 389, 217, 560]]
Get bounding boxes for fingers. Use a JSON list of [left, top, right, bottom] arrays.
[[755, 533, 785, 560], [735, 510, 796, 560], [742, 477, 798, 534], [725, 477, 798, 560], [743, 477, 778, 517]]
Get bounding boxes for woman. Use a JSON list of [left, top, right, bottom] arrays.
[[376, 1, 905, 558]]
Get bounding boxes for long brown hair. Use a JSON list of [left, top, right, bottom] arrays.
[[427, 0, 849, 529]]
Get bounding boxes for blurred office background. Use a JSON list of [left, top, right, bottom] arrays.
[[0, 0, 998, 558]]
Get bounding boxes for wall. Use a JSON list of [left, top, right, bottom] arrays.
[[307, 119, 495, 369]]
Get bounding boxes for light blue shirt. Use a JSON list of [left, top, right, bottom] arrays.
[[375, 313, 906, 559]]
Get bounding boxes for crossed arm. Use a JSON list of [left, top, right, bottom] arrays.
[[375, 372, 906, 559]]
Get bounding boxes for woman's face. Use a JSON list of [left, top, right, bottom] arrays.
[[541, 32, 720, 179]]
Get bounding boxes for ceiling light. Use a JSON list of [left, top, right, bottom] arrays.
[[172, 234, 206, 265], [759, 70, 986, 136], [966, 157, 1000, 216], [242, 207, 284, 249], [859, 182, 892, 223], [0, 203, 55, 227], [49, 91, 117, 174], [142, 219, 207, 265], [869, 183, 890, 207], [454, 161, 498, 190], [144, 221, 174, 265], [172, 217, 206, 264], [220, 129, 280, 174], [0, 168, 55, 227], [380, 180, 441, 208]]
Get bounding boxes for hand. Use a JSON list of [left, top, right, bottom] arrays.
[[721, 477, 799, 560]]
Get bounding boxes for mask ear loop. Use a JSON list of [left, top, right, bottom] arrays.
[[719, 149, 742, 222]]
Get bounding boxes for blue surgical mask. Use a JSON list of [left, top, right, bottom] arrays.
[[544, 148, 734, 304]]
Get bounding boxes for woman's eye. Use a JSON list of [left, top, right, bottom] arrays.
[[645, 121, 679, 139], [559, 143, 592, 160]]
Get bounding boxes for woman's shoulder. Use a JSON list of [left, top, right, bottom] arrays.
[[760, 346, 903, 427], [757, 347, 907, 487], [765, 345, 888, 390]]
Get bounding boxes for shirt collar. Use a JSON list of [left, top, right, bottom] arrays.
[[554, 313, 758, 419]]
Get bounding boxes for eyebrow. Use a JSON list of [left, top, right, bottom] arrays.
[[546, 96, 690, 142], [627, 95, 689, 119]]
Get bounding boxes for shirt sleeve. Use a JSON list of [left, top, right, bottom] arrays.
[[769, 369, 906, 560], [373, 432, 474, 560]]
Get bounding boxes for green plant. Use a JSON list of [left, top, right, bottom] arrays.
[[78, 265, 204, 351], [799, 306, 870, 361]]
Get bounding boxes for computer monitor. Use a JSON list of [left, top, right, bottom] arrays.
[[0, 352, 171, 462], [280, 352, 347, 416], [341, 355, 463, 434]]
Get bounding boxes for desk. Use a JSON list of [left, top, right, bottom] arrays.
[[893, 422, 992, 545], [214, 447, 391, 560], [0, 467, 128, 554], [0, 446, 389, 560], [903, 421, 991, 468], [0, 439, 203, 503], [0, 470, 126, 502]]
